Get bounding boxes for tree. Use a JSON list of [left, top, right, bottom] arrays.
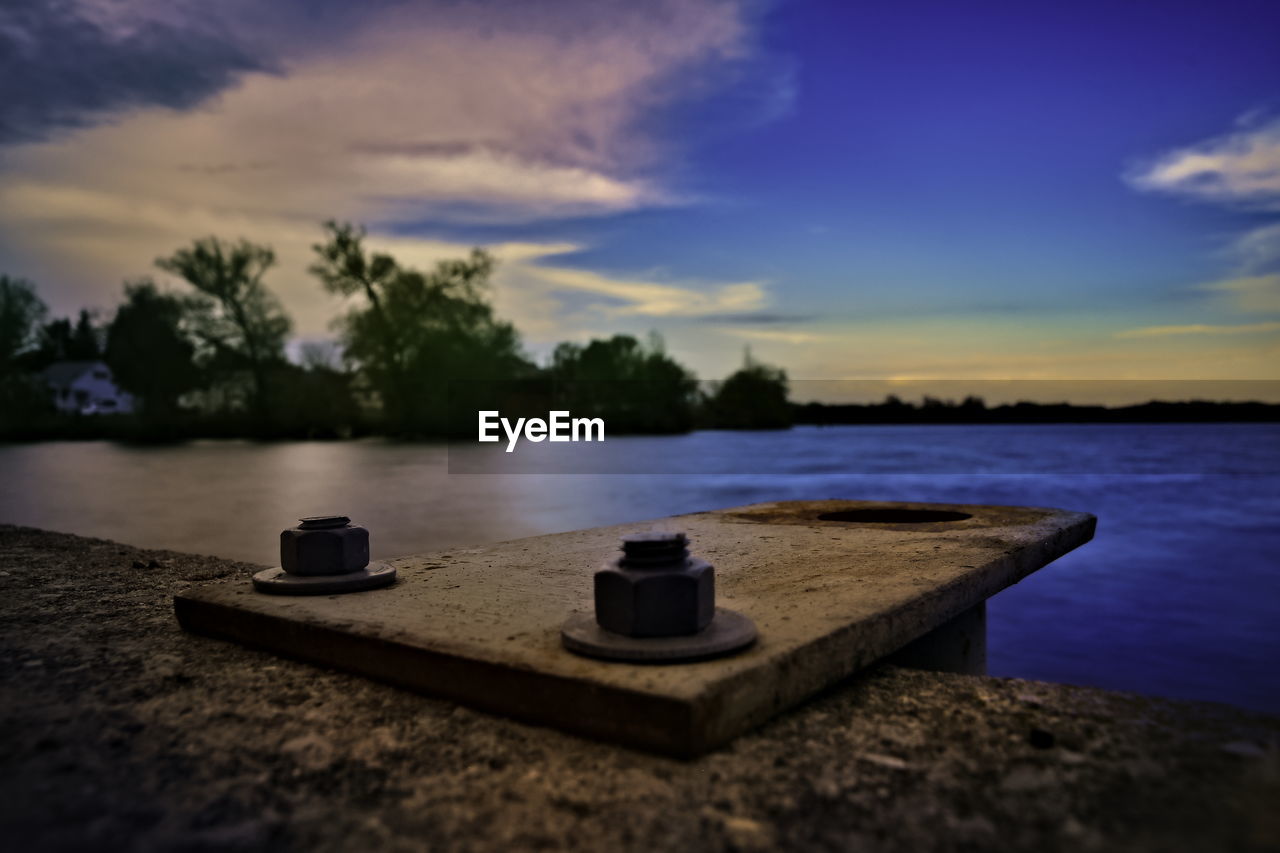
[[156, 237, 291, 419], [0, 275, 50, 426], [69, 309, 101, 359], [0, 274, 46, 375], [704, 348, 791, 429], [266, 360, 364, 438], [30, 309, 102, 367], [310, 221, 533, 433], [104, 280, 203, 415], [548, 333, 698, 433], [309, 222, 406, 424]]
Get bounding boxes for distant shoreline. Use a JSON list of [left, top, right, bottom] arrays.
[[792, 399, 1280, 427]]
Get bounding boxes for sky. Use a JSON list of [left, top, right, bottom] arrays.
[[2, 0, 1279, 400]]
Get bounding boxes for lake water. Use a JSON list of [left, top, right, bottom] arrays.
[[2, 424, 1277, 713]]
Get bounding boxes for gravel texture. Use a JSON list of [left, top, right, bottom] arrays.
[[1, 523, 1277, 852]]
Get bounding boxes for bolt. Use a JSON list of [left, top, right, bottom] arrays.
[[619, 532, 689, 568], [280, 516, 370, 576], [594, 531, 714, 637], [298, 515, 351, 530]]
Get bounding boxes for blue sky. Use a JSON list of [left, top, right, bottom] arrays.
[[2, 0, 1278, 392]]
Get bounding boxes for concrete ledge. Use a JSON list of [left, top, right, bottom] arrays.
[[1, 524, 1278, 851]]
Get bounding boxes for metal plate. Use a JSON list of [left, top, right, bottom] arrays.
[[176, 500, 1095, 756]]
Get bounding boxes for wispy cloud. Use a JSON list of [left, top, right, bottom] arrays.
[[1116, 321, 1280, 339], [1229, 222, 1280, 274], [693, 312, 816, 324], [1127, 115, 1280, 209], [1129, 114, 1280, 337], [719, 327, 828, 345], [1198, 273, 1280, 314], [515, 262, 768, 319]]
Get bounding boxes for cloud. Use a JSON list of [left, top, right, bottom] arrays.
[[1127, 116, 1280, 209], [0, 169, 773, 345], [347, 237, 775, 343], [0, 0, 758, 224], [1116, 321, 1280, 339], [1229, 222, 1280, 274], [0, 0, 787, 346], [718, 327, 828, 345], [693, 312, 816, 324], [1198, 273, 1280, 314], [1130, 115, 1280, 331], [0, 0, 267, 144], [512, 262, 768, 319]]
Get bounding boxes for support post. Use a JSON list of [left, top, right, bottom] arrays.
[[886, 602, 987, 675]]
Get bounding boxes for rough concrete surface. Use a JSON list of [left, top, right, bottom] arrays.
[[1, 523, 1278, 852], [176, 500, 1094, 756]]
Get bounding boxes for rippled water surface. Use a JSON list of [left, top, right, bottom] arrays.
[[2, 423, 1277, 712]]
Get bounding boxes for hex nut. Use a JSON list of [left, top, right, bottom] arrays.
[[594, 557, 714, 637], [280, 523, 370, 576]]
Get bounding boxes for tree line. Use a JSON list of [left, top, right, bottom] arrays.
[[0, 221, 791, 439], [793, 395, 1280, 424]]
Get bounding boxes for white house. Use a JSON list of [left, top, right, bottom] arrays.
[[40, 360, 136, 415]]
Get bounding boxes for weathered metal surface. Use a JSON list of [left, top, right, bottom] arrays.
[[173, 499, 1095, 756]]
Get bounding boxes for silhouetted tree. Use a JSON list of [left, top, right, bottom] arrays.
[[30, 309, 102, 367], [310, 221, 533, 434], [0, 275, 50, 425], [70, 310, 100, 359], [548, 333, 698, 433], [266, 361, 364, 438], [883, 394, 909, 410], [156, 237, 291, 419], [309, 222, 406, 423], [0, 274, 46, 375], [705, 348, 790, 429], [104, 280, 203, 416]]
